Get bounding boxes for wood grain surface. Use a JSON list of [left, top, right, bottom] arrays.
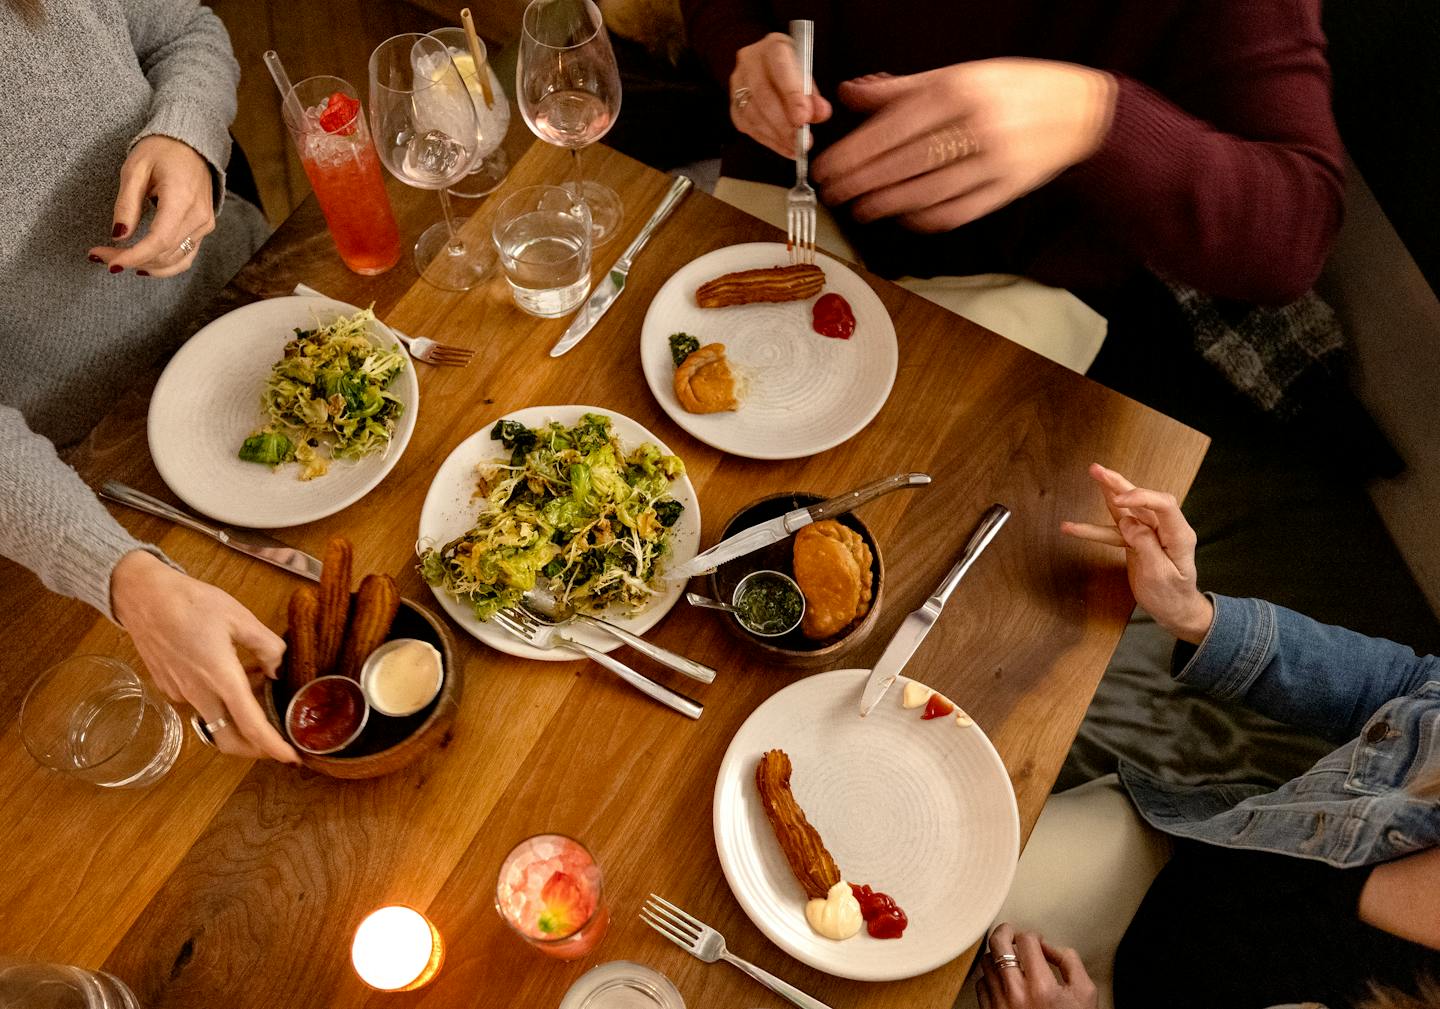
[[0, 143, 1208, 1009]]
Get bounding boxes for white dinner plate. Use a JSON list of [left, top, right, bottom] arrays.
[[416, 405, 700, 661], [147, 296, 420, 528], [713, 669, 1019, 981], [640, 243, 898, 460]]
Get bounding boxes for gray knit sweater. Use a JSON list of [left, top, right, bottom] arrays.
[[1, 0, 269, 618]]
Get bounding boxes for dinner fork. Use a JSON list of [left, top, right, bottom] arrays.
[[785, 19, 817, 265], [501, 601, 716, 684], [292, 282, 475, 366], [489, 609, 703, 719], [641, 894, 834, 1009]]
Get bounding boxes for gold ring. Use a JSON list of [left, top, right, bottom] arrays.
[[925, 123, 980, 168], [732, 86, 752, 112]]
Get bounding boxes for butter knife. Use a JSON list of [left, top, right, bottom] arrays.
[[666, 472, 931, 582], [99, 481, 323, 582], [858, 504, 1010, 717], [551, 174, 694, 357]]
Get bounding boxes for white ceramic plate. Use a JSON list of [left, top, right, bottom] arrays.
[[147, 296, 420, 528], [640, 243, 898, 460], [713, 669, 1019, 981], [416, 405, 700, 661]]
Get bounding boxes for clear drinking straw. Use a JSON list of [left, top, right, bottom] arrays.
[[264, 50, 308, 129]]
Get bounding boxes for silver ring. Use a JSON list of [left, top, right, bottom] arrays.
[[206, 716, 231, 735], [178, 235, 196, 256], [995, 960, 1022, 970], [732, 86, 752, 111], [991, 952, 1021, 968]]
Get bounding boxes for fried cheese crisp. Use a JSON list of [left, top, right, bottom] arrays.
[[755, 749, 842, 900]]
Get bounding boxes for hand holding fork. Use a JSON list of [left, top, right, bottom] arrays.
[[786, 19, 817, 264]]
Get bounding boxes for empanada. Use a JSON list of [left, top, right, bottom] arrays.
[[793, 523, 862, 639], [674, 343, 739, 414]]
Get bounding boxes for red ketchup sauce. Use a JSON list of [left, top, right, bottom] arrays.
[[812, 293, 856, 339], [850, 883, 908, 939], [289, 678, 364, 752], [922, 694, 955, 720]]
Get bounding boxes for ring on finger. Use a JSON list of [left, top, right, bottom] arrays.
[[177, 235, 196, 256], [925, 123, 980, 168], [189, 712, 221, 749], [732, 86, 752, 111], [992, 954, 1022, 971]]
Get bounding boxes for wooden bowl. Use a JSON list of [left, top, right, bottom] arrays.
[[264, 596, 459, 779], [707, 492, 885, 668]]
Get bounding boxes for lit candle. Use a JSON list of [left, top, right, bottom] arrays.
[[351, 906, 445, 991]]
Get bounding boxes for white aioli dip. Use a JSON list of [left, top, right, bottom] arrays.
[[365, 640, 442, 716]]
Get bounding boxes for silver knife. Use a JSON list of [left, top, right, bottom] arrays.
[[99, 481, 323, 582], [666, 472, 931, 582], [550, 174, 693, 357], [858, 504, 1011, 717]]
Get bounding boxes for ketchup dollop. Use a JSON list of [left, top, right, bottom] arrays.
[[812, 293, 856, 339], [850, 883, 908, 939], [922, 693, 955, 720], [289, 678, 364, 752]]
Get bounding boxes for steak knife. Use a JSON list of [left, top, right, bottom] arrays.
[[666, 472, 931, 582], [550, 174, 693, 357], [99, 481, 323, 582], [858, 504, 1011, 717]]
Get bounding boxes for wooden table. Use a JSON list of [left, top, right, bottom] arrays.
[[0, 143, 1208, 1008]]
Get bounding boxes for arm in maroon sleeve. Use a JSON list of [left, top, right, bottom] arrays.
[[1066, 0, 1344, 304], [679, 0, 772, 85]]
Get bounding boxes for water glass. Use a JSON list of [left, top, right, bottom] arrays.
[[558, 962, 685, 1009], [0, 955, 140, 1009], [495, 834, 609, 960], [19, 655, 183, 789], [492, 186, 593, 317]]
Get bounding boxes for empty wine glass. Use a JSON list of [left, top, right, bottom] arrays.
[[369, 33, 495, 290], [517, 0, 624, 244]]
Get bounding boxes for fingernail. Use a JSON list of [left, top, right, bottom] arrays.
[[112, 223, 128, 238], [109, 264, 123, 274], [136, 270, 150, 277], [87, 254, 103, 264]]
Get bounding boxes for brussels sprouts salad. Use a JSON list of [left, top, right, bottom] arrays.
[[238, 308, 406, 480], [419, 414, 686, 620]]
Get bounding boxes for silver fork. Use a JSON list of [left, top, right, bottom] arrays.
[[641, 894, 834, 1009], [489, 609, 702, 719], [785, 19, 817, 265], [292, 282, 475, 367], [501, 605, 716, 684]]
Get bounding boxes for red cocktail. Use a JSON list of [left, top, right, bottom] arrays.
[[495, 834, 609, 960], [283, 76, 401, 275]]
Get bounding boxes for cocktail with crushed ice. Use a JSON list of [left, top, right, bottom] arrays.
[[495, 834, 609, 960]]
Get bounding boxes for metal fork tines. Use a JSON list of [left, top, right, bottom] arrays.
[[640, 895, 834, 1009], [489, 609, 702, 719], [292, 282, 474, 367], [786, 19, 817, 265], [505, 602, 716, 684]]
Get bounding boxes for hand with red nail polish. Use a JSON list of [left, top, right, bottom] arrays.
[[86, 136, 215, 277]]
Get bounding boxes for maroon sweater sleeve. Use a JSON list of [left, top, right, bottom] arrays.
[[680, 0, 772, 85], [1066, 0, 1344, 304]]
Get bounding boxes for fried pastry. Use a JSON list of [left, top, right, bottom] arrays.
[[809, 520, 874, 619], [755, 749, 842, 899], [792, 523, 862, 639], [695, 264, 825, 308], [674, 343, 740, 414]]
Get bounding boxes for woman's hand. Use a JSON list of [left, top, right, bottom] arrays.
[[811, 59, 1115, 231], [978, 923, 1098, 1009], [1061, 463, 1214, 644], [729, 32, 832, 158], [87, 135, 216, 277], [111, 551, 299, 763]]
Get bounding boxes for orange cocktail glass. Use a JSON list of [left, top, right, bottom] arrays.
[[283, 76, 401, 276], [495, 834, 609, 960]]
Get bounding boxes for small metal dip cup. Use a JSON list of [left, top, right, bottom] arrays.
[[284, 675, 370, 755], [359, 638, 445, 717], [730, 570, 806, 638]]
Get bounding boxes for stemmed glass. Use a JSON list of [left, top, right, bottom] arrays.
[[517, 0, 624, 244], [368, 33, 495, 291], [428, 27, 512, 198]]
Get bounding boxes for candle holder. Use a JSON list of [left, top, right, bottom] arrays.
[[351, 905, 444, 991]]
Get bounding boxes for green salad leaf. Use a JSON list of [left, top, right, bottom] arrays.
[[237, 307, 406, 479], [419, 413, 686, 620]]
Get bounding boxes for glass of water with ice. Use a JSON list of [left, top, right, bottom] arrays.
[[19, 655, 182, 789], [493, 185, 593, 317]]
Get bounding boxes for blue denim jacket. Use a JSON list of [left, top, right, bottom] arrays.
[[1120, 595, 1440, 868]]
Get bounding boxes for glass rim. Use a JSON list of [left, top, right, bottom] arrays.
[[428, 26, 488, 68], [521, 0, 603, 52], [494, 832, 605, 944], [19, 654, 145, 772], [369, 32, 462, 97], [282, 75, 361, 134]]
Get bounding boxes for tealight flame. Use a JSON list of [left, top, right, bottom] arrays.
[[351, 905, 444, 991]]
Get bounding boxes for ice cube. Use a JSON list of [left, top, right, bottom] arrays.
[[403, 129, 466, 182]]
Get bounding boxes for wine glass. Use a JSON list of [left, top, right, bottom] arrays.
[[517, 0, 624, 244], [368, 33, 495, 291], [428, 27, 513, 198]]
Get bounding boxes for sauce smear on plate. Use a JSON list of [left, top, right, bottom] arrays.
[[812, 293, 856, 340], [850, 883, 908, 939]]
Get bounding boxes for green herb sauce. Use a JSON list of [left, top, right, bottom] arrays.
[[735, 573, 803, 634]]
